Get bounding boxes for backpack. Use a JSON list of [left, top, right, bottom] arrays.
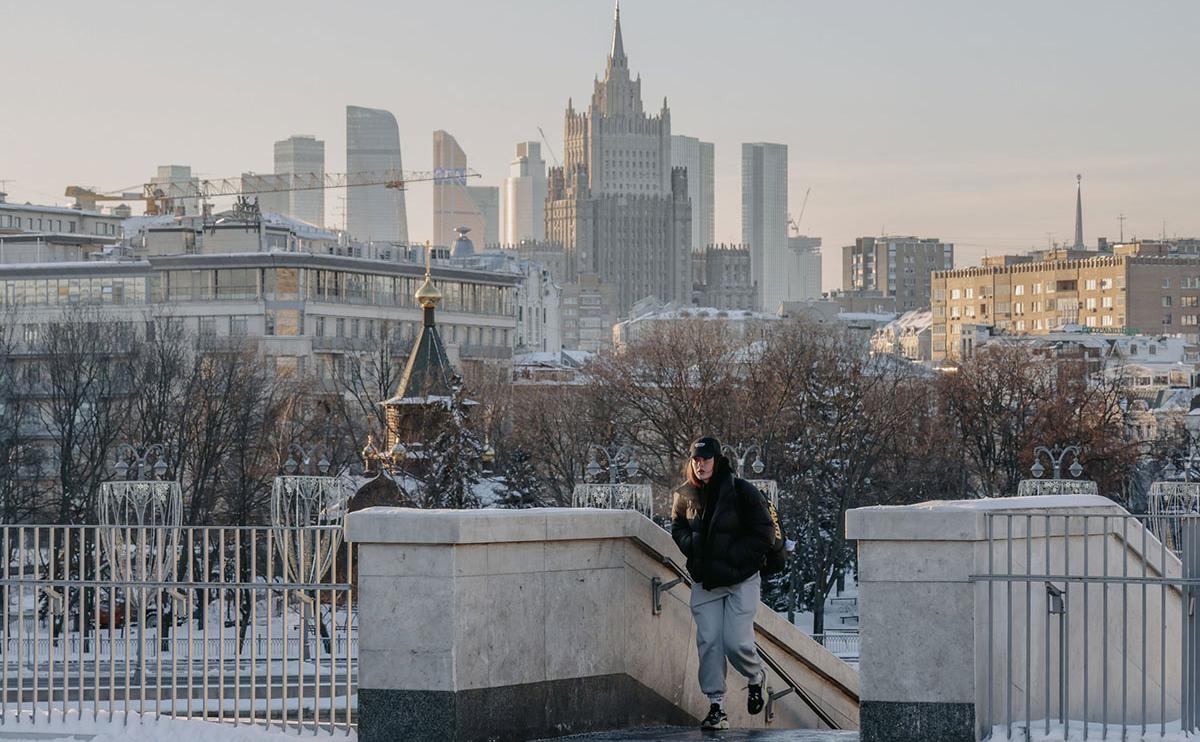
[[736, 479, 789, 576]]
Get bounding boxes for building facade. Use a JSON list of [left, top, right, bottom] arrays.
[[502, 142, 547, 244], [466, 186, 499, 247], [932, 244, 1200, 361], [432, 130, 487, 247], [788, 234, 823, 301], [671, 135, 715, 252], [0, 209, 519, 382], [741, 142, 787, 312], [273, 135, 325, 227], [692, 243, 756, 310], [613, 301, 779, 349], [544, 6, 692, 315], [150, 165, 200, 217], [0, 194, 124, 239], [560, 272, 617, 353], [346, 105, 409, 244], [843, 236, 953, 311]]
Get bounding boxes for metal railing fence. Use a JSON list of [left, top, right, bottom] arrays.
[[810, 632, 860, 662], [974, 511, 1199, 741], [0, 524, 356, 735]]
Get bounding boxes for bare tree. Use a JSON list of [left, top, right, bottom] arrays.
[[37, 306, 133, 523]]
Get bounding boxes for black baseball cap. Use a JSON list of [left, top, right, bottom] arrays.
[[690, 436, 721, 460]]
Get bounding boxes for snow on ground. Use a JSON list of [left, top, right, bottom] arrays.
[[989, 720, 1196, 740], [0, 709, 356, 740]]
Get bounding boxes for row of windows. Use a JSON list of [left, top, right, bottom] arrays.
[[159, 268, 516, 316], [0, 214, 119, 235], [2, 277, 149, 307]]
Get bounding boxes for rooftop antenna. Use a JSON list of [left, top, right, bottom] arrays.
[[1118, 214, 1127, 243]]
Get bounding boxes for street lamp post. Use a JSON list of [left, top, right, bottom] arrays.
[[1017, 443, 1097, 497], [721, 442, 778, 510], [572, 443, 651, 517]]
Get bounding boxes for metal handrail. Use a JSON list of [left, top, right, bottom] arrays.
[[627, 535, 853, 729]]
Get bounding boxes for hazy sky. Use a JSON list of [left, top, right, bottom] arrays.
[[4, 0, 1199, 289]]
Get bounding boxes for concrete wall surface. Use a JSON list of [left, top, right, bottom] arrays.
[[847, 494, 1182, 742], [344, 507, 859, 742]]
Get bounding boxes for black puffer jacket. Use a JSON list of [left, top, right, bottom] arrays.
[[671, 456, 775, 590]]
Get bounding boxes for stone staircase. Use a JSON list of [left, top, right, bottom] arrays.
[[542, 728, 859, 740]]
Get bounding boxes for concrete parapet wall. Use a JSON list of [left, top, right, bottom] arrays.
[[847, 494, 1180, 742], [345, 507, 859, 742]]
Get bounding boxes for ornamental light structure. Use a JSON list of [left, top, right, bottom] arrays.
[[1149, 440, 1200, 556], [1016, 443, 1097, 497], [97, 442, 183, 680], [573, 442, 651, 517], [721, 442, 778, 510], [271, 443, 346, 659]]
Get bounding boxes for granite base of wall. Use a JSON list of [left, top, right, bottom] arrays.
[[860, 700, 975, 742], [358, 674, 698, 742]]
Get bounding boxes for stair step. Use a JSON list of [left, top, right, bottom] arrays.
[[540, 728, 859, 741]]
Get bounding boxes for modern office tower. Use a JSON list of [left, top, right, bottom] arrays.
[[274, 135, 325, 226], [545, 5, 691, 314], [346, 105, 409, 244], [843, 236, 954, 311], [741, 142, 788, 311], [789, 234, 823, 300], [502, 142, 547, 244], [151, 165, 200, 217], [671, 135, 715, 251], [432, 130, 486, 247], [466, 186, 500, 247]]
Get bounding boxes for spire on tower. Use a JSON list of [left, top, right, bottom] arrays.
[[609, 1, 626, 68], [1073, 174, 1084, 249]]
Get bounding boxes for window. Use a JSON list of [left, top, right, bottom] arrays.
[[1033, 282, 1043, 294], [1102, 315, 1114, 327], [965, 288, 974, 299], [198, 317, 216, 337], [951, 288, 961, 300], [230, 316, 247, 336], [1085, 316, 1097, 327], [1100, 278, 1113, 290], [1164, 314, 1173, 326], [1086, 279, 1097, 290], [1103, 297, 1114, 308], [264, 311, 276, 336], [315, 316, 326, 337], [1086, 298, 1097, 310], [1164, 296, 1173, 307], [335, 318, 345, 337], [1164, 278, 1172, 289], [1150, 344, 1158, 356], [1184, 315, 1200, 327], [1014, 302, 1023, 314], [351, 318, 360, 338], [1014, 284, 1025, 296]]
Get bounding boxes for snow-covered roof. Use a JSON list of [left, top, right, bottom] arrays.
[[836, 311, 897, 323], [620, 304, 779, 326]]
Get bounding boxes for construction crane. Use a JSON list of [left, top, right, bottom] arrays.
[[66, 167, 480, 215], [537, 127, 561, 168], [787, 187, 811, 236]]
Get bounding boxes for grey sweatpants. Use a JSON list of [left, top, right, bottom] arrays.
[[690, 572, 765, 703]]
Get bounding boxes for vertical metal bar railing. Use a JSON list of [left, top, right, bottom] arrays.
[[0, 525, 355, 735]]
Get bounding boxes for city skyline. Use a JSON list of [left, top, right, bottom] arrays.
[[4, 1, 1199, 290]]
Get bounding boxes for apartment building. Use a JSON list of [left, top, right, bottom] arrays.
[[932, 243, 1200, 361]]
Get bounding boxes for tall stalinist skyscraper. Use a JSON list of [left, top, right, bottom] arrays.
[[545, 4, 691, 315]]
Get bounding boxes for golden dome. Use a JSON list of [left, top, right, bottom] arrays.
[[415, 242, 443, 308], [415, 275, 442, 308]]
